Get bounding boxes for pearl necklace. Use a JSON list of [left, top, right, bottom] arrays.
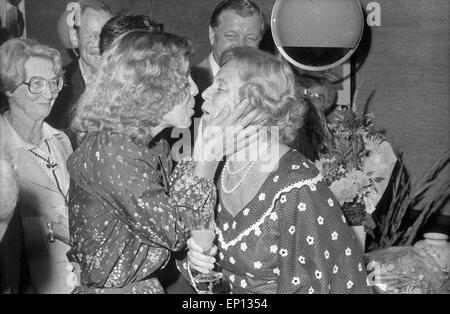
[[221, 141, 270, 194], [225, 159, 253, 175]]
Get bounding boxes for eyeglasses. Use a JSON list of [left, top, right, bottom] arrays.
[[20, 76, 64, 95]]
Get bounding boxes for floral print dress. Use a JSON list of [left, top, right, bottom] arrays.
[[67, 132, 216, 294], [179, 150, 369, 294]]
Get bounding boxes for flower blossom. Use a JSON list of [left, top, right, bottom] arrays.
[[330, 177, 358, 205]]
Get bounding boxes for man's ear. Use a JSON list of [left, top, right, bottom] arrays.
[[69, 28, 79, 48], [208, 26, 215, 46]]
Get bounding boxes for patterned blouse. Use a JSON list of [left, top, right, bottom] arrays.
[[67, 132, 216, 294], [179, 150, 369, 294]]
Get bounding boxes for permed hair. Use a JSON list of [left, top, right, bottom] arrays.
[[221, 46, 307, 144], [99, 12, 161, 55], [210, 0, 266, 34], [71, 30, 194, 145], [0, 38, 63, 95]]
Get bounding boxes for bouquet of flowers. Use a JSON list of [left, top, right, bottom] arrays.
[[315, 105, 397, 234]]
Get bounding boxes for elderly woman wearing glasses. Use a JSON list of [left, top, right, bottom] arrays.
[[0, 38, 72, 293]]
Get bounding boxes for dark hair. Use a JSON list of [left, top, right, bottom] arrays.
[[99, 12, 160, 55], [210, 0, 265, 33]]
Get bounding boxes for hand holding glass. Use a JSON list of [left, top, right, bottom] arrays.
[[185, 210, 223, 291]]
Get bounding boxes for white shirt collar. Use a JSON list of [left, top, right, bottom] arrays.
[[209, 52, 220, 77], [78, 59, 89, 83], [1, 112, 62, 150]]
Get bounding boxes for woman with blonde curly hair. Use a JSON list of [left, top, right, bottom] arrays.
[[183, 46, 369, 294], [67, 30, 259, 294]]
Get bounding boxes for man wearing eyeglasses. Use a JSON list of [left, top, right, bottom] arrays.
[[46, 0, 112, 146]]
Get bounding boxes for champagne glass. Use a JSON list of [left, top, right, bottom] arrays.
[[184, 209, 223, 294]]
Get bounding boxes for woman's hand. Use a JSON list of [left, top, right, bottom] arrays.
[[53, 220, 70, 245], [50, 209, 70, 245], [193, 99, 263, 179], [187, 237, 217, 274], [202, 99, 262, 159]]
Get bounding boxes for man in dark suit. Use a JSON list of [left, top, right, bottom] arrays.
[[46, 58, 85, 133], [190, 0, 266, 140], [46, 0, 112, 147]]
